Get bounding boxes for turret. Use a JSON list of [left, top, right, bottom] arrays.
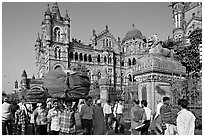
[[21, 70, 27, 90], [44, 4, 52, 41], [171, 2, 185, 42], [63, 10, 71, 43], [52, 2, 62, 21]]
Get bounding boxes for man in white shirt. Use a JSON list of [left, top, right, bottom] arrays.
[[177, 99, 195, 135], [141, 100, 152, 135], [103, 100, 112, 130], [113, 99, 124, 133]]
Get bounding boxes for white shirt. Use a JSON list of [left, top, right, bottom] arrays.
[[154, 102, 163, 119], [114, 103, 123, 116], [177, 109, 195, 135], [103, 103, 112, 115], [144, 107, 152, 120]]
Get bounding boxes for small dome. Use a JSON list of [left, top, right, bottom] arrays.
[[124, 24, 143, 41]]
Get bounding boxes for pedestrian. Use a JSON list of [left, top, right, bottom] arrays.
[[2, 98, 13, 135], [176, 99, 195, 135], [140, 100, 152, 135], [160, 96, 176, 135], [34, 102, 48, 135], [130, 99, 146, 135], [79, 96, 93, 135], [14, 105, 27, 135], [59, 100, 75, 135], [93, 100, 105, 135], [46, 98, 52, 110], [47, 99, 62, 135], [103, 100, 112, 130], [154, 99, 163, 135], [28, 103, 37, 135], [113, 99, 125, 134]]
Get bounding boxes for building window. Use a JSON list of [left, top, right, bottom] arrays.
[[88, 54, 92, 62], [54, 27, 61, 41], [54, 47, 61, 59], [106, 39, 108, 47], [97, 54, 101, 63], [109, 40, 112, 47], [128, 58, 131, 66], [69, 52, 73, 60], [79, 53, 83, 61], [133, 58, 136, 65], [103, 39, 105, 47], [128, 74, 132, 82], [114, 57, 117, 65], [104, 56, 107, 63], [84, 54, 87, 62], [97, 71, 101, 80], [75, 52, 78, 61], [121, 60, 124, 66]]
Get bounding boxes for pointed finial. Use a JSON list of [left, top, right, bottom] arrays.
[[65, 10, 70, 21], [93, 29, 96, 36], [106, 25, 108, 31], [45, 4, 51, 15], [132, 24, 135, 28], [36, 33, 40, 42]]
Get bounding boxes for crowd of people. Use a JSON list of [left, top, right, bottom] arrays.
[[2, 95, 196, 135]]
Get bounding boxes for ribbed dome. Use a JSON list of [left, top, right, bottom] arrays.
[[124, 24, 143, 40]]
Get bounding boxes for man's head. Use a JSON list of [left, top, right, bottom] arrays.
[[40, 102, 47, 109], [53, 99, 59, 109], [163, 96, 170, 105], [141, 100, 148, 108], [85, 96, 92, 106], [133, 99, 140, 105], [66, 100, 72, 109], [107, 100, 111, 105], [178, 99, 189, 109], [96, 100, 101, 106]]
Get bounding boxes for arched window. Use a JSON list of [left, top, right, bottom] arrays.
[[97, 71, 101, 80], [121, 73, 123, 83], [54, 65, 62, 71], [97, 54, 101, 63], [106, 39, 108, 47], [104, 56, 107, 63], [103, 39, 105, 47], [114, 57, 117, 65], [84, 54, 87, 62], [108, 56, 112, 64], [128, 58, 131, 66], [109, 40, 112, 47], [121, 60, 124, 66], [79, 53, 83, 61], [54, 46, 61, 59], [58, 48, 61, 60], [54, 27, 61, 41], [132, 58, 136, 65], [70, 52, 73, 60], [88, 54, 92, 62], [75, 52, 78, 60], [54, 47, 58, 58], [128, 74, 132, 82]]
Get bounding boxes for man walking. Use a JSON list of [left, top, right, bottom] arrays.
[[47, 99, 62, 135], [160, 96, 176, 135], [141, 100, 152, 135], [2, 98, 13, 135], [79, 96, 93, 135], [113, 99, 124, 133], [177, 99, 195, 135], [103, 100, 112, 130], [130, 99, 146, 135]]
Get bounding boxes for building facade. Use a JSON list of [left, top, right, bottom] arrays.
[[17, 2, 201, 113]]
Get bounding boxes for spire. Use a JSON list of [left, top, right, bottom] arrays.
[[21, 70, 27, 78], [52, 2, 61, 20], [105, 25, 108, 31], [45, 4, 51, 15], [65, 10, 70, 21], [93, 29, 96, 37], [32, 74, 35, 79], [15, 80, 18, 89], [36, 33, 40, 42], [132, 24, 135, 28]]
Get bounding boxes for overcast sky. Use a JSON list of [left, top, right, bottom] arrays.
[[2, 2, 174, 93]]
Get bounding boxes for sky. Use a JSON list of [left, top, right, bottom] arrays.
[[2, 1, 174, 94]]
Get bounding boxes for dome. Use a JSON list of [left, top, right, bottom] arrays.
[[124, 24, 143, 41]]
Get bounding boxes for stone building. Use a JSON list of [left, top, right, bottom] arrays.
[[16, 2, 201, 113]]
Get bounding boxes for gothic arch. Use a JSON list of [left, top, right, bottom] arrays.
[[128, 58, 131, 66], [79, 53, 83, 61], [132, 58, 136, 65], [53, 27, 62, 41], [69, 52, 73, 60], [88, 54, 92, 62], [75, 52, 78, 60], [84, 54, 87, 62], [53, 64, 65, 71], [97, 54, 101, 63]]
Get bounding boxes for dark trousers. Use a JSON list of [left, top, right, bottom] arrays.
[[50, 131, 60, 135], [30, 123, 38, 135], [141, 120, 151, 135], [105, 114, 110, 129], [37, 125, 47, 135], [16, 124, 26, 135], [2, 120, 13, 135], [82, 119, 93, 135], [115, 114, 124, 133]]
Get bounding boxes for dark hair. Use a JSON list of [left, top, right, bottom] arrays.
[[85, 96, 92, 101], [133, 99, 140, 104], [16, 105, 20, 110], [163, 96, 170, 102], [177, 99, 181, 106], [141, 100, 148, 107], [179, 99, 189, 108], [107, 100, 111, 103], [53, 99, 58, 104]]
